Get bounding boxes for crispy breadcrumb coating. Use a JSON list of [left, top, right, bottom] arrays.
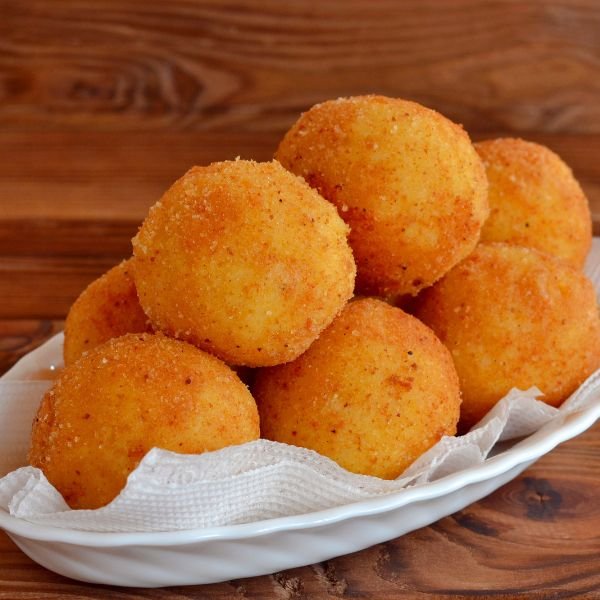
[[476, 138, 592, 268], [415, 243, 600, 429], [132, 160, 356, 367], [30, 333, 259, 509], [63, 259, 150, 366], [254, 298, 461, 479], [276, 95, 488, 297]]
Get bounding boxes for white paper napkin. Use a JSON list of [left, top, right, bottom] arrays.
[[1, 239, 599, 533]]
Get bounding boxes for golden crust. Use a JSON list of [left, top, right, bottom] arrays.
[[414, 243, 600, 429], [276, 95, 489, 297], [132, 160, 356, 367], [63, 259, 150, 366], [29, 333, 259, 509], [254, 298, 461, 479], [476, 138, 592, 268]]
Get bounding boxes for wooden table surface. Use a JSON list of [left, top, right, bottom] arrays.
[[1, 1, 600, 598]]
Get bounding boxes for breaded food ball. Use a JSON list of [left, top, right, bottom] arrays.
[[132, 160, 356, 367], [276, 95, 489, 298], [29, 333, 259, 509], [63, 259, 150, 366], [414, 243, 600, 430], [476, 138, 592, 268], [254, 298, 461, 479]]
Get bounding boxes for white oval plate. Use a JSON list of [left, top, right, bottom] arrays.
[[1, 334, 599, 587]]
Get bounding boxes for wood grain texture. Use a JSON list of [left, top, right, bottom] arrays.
[[0, 319, 62, 373], [0, 323, 599, 598], [1, 0, 600, 134], [2, 0, 600, 596]]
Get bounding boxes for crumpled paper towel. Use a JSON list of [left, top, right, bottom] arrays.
[[0, 239, 599, 533]]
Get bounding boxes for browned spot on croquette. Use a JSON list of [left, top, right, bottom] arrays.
[[127, 445, 146, 460], [385, 375, 414, 391]]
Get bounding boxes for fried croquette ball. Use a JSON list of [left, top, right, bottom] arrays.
[[63, 259, 150, 366], [414, 243, 600, 430], [29, 333, 259, 509], [275, 95, 489, 298], [132, 160, 356, 367], [476, 138, 592, 268], [254, 298, 461, 479]]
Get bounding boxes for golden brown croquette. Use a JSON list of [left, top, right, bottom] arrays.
[[414, 243, 600, 430], [29, 333, 259, 509], [254, 298, 461, 479], [276, 95, 489, 298], [63, 259, 150, 366], [132, 160, 356, 367], [476, 138, 592, 268]]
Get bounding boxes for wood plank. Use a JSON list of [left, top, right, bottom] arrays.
[[0, 131, 276, 221], [0, 131, 598, 247], [0, 319, 63, 373], [0, 257, 120, 319], [0, 1, 599, 134], [0, 319, 598, 597], [0, 219, 138, 258]]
